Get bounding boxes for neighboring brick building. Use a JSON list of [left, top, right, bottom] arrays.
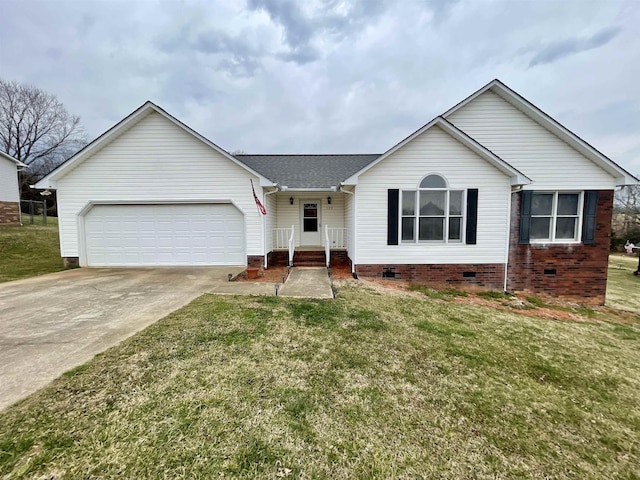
[[0, 151, 26, 225]]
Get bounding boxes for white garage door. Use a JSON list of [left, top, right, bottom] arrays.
[[84, 203, 245, 266]]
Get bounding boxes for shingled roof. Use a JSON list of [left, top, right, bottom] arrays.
[[234, 154, 380, 188]]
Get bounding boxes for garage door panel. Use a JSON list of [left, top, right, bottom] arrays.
[[84, 204, 246, 266]]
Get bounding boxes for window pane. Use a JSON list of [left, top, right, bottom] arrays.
[[402, 217, 416, 241], [420, 191, 445, 215], [557, 194, 579, 215], [449, 191, 463, 215], [402, 191, 415, 215], [419, 218, 444, 241], [419, 174, 446, 188], [530, 217, 551, 240], [555, 217, 577, 239], [303, 218, 318, 232], [448, 218, 461, 240], [303, 203, 317, 217], [531, 193, 553, 215], [402, 217, 415, 241]]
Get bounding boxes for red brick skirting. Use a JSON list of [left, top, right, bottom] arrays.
[[355, 263, 505, 290], [0, 201, 20, 225], [247, 255, 265, 268], [507, 190, 613, 305], [63, 257, 80, 267]]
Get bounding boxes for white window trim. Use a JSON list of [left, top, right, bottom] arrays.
[[399, 188, 467, 245], [530, 191, 584, 244]]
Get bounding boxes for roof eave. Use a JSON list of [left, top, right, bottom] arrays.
[[0, 151, 27, 168], [444, 79, 638, 186], [36, 101, 275, 188]]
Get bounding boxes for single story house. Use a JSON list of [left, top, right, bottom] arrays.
[[35, 79, 637, 304], [0, 151, 27, 225]]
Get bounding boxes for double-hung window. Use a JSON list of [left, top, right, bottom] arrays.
[[530, 192, 582, 242], [401, 174, 465, 243]]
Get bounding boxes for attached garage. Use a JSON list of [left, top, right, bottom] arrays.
[[82, 203, 245, 266]]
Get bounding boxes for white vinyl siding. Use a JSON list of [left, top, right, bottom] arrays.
[[264, 193, 277, 254], [447, 91, 617, 190], [275, 193, 345, 247], [355, 125, 511, 265], [344, 191, 355, 259], [55, 112, 264, 259], [0, 158, 20, 202]]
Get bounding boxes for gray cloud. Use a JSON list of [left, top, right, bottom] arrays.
[[529, 26, 622, 67], [246, 0, 387, 64], [0, 0, 638, 172]]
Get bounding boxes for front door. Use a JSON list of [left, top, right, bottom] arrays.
[[300, 200, 321, 245]]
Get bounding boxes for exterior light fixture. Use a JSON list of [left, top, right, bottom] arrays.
[[289, 197, 294, 205], [327, 196, 332, 205]]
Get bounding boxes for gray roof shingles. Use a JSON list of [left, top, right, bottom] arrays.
[[234, 154, 380, 188]]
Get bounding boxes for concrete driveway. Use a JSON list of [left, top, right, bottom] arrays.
[[0, 266, 245, 410]]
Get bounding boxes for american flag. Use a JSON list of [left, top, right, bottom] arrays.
[[251, 179, 267, 215]]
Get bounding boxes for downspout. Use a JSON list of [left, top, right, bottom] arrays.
[[339, 184, 356, 274], [263, 185, 280, 269]]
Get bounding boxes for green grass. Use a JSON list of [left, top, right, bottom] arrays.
[[0, 217, 68, 283], [607, 254, 640, 313], [1, 283, 639, 478]]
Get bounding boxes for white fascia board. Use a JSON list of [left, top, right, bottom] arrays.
[[444, 79, 638, 187], [280, 186, 338, 192], [148, 103, 274, 185], [343, 117, 441, 184], [343, 117, 530, 185], [0, 150, 27, 167], [36, 101, 275, 188], [438, 117, 531, 186]]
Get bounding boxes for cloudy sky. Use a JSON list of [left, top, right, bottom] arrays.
[[2, 0, 639, 172]]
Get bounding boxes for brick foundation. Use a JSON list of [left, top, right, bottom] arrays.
[[355, 263, 505, 290], [63, 257, 80, 267], [247, 255, 265, 268], [0, 201, 20, 225], [507, 190, 613, 305], [267, 250, 351, 268]]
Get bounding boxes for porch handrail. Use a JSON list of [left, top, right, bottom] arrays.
[[272, 227, 291, 249], [326, 227, 348, 249], [325, 224, 330, 267], [288, 224, 295, 266]]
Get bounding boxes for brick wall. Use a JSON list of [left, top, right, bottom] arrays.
[[0, 201, 20, 225], [507, 190, 613, 305], [355, 263, 505, 290], [247, 255, 264, 268]]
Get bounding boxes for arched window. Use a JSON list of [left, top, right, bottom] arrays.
[[419, 174, 447, 189], [400, 174, 465, 243]]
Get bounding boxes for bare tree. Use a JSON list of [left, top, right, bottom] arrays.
[[612, 184, 640, 248], [0, 79, 87, 199]]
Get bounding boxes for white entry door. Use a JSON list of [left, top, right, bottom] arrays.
[[300, 200, 321, 245], [83, 203, 245, 266]]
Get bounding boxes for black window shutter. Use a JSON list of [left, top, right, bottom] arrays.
[[582, 190, 598, 245], [466, 188, 478, 245], [519, 190, 532, 244], [387, 189, 399, 245]]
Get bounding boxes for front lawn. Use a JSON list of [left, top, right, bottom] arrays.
[[0, 217, 67, 283], [1, 282, 639, 478]]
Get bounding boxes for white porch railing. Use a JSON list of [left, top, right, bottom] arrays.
[[325, 225, 330, 267], [288, 224, 295, 266], [326, 227, 348, 249], [272, 227, 292, 249]]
